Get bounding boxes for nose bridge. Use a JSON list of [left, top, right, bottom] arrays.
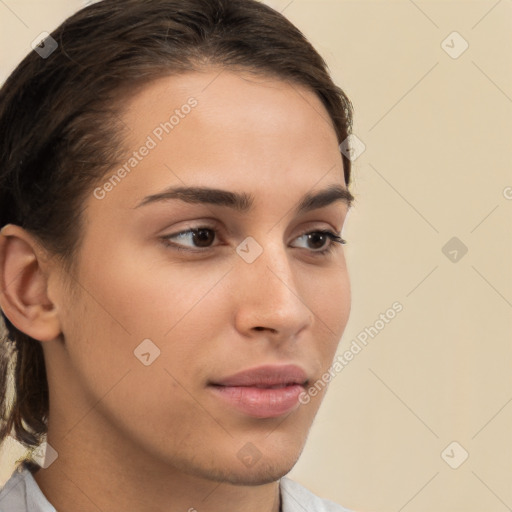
[[241, 237, 293, 298], [233, 236, 313, 334]]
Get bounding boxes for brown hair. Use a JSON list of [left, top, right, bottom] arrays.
[[0, 0, 353, 470]]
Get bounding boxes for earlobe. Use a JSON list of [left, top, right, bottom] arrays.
[[0, 224, 61, 342]]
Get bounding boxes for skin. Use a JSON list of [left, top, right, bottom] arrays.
[[0, 69, 352, 512]]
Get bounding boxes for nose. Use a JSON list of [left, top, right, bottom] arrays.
[[232, 241, 314, 340]]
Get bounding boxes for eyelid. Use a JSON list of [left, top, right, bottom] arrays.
[[294, 225, 342, 240]]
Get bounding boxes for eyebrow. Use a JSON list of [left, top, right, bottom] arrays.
[[135, 183, 354, 214]]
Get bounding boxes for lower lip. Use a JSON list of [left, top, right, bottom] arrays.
[[209, 384, 304, 418]]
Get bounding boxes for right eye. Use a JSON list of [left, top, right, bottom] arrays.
[[160, 226, 219, 252]]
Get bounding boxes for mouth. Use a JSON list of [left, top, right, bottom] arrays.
[[208, 364, 309, 418]]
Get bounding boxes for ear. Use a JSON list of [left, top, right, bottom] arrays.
[[0, 224, 61, 342]]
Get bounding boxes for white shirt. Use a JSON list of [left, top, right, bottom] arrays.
[[0, 467, 352, 512]]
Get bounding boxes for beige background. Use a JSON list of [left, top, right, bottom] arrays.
[[1, 1, 511, 511]]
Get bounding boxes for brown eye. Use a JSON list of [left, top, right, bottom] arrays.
[[192, 228, 216, 247], [306, 232, 329, 250], [291, 230, 346, 255], [161, 226, 218, 251]]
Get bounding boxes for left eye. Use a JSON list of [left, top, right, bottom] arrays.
[[292, 230, 346, 253], [161, 227, 346, 253]]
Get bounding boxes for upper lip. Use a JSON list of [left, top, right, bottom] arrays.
[[210, 364, 309, 388]]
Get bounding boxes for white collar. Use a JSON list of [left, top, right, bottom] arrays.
[[0, 467, 351, 512]]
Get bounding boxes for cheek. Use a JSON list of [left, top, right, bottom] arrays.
[[97, 367, 210, 444], [75, 235, 231, 339], [307, 266, 351, 378], [66, 244, 234, 393], [56, 255, 230, 431], [305, 262, 351, 334]]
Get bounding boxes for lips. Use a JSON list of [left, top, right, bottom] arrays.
[[210, 364, 309, 388], [209, 364, 309, 418]]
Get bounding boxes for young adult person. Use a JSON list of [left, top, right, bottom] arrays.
[[0, 1, 356, 510]]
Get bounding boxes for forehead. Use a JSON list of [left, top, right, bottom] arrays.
[[123, 68, 333, 129], [121, 68, 339, 155], [91, 69, 345, 211]]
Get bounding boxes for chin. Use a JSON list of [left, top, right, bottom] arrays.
[[178, 448, 302, 486], [200, 459, 298, 486]]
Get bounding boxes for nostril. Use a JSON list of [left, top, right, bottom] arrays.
[[253, 325, 277, 333], [253, 326, 278, 333]]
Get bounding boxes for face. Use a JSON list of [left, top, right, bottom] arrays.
[[47, 69, 352, 485]]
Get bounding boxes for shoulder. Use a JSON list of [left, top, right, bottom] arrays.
[[280, 477, 354, 512], [0, 467, 55, 512], [0, 467, 29, 512]]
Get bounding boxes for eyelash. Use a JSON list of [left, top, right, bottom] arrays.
[[160, 225, 347, 256]]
